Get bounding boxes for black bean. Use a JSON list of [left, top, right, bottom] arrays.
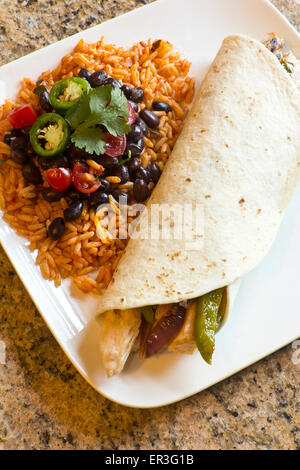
[[148, 162, 161, 185], [3, 128, 23, 146], [128, 100, 138, 112], [152, 101, 172, 113], [135, 166, 151, 183], [68, 144, 89, 161], [35, 79, 45, 87], [67, 148, 88, 168], [127, 156, 141, 174], [129, 87, 144, 103], [126, 139, 144, 157], [88, 70, 108, 88], [38, 154, 69, 170], [112, 165, 130, 184], [21, 125, 32, 135], [68, 154, 81, 168], [53, 154, 70, 168], [39, 90, 52, 112], [33, 84, 47, 96], [22, 162, 42, 185], [112, 189, 130, 204], [34, 84, 52, 111], [99, 178, 112, 193], [10, 150, 29, 165], [42, 188, 65, 202], [121, 84, 131, 97], [95, 155, 119, 168], [66, 189, 81, 201], [89, 191, 109, 208], [139, 109, 160, 129], [125, 143, 142, 158], [99, 167, 108, 179], [64, 201, 83, 221], [121, 85, 144, 103], [103, 77, 121, 88], [66, 185, 89, 201], [133, 178, 150, 202], [134, 117, 147, 134], [65, 141, 73, 153], [10, 134, 28, 151], [78, 68, 91, 80], [136, 138, 144, 151], [48, 217, 65, 240], [127, 124, 143, 143], [38, 156, 48, 170], [24, 142, 36, 159]]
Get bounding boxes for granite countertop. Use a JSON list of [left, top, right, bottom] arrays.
[[0, 0, 299, 450]]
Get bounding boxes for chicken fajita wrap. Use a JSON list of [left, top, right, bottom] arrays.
[[96, 34, 300, 377]]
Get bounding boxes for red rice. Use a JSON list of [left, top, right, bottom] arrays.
[[0, 37, 195, 293]]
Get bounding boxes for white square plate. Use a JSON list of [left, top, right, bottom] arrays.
[[1, 0, 300, 408]]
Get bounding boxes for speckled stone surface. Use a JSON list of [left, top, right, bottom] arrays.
[[0, 0, 300, 450]]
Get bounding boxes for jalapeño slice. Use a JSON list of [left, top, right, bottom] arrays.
[[49, 77, 90, 113], [30, 113, 70, 158]]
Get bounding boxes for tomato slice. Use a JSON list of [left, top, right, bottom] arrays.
[[7, 104, 37, 129], [44, 168, 72, 192], [127, 101, 137, 125], [72, 161, 102, 194], [104, 134, 126, 157]]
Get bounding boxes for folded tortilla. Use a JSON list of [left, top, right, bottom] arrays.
[[96, 34, 300, 315]]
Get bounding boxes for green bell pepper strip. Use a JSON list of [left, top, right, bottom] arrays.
[[194, 288, 225, 365], [29, 113, 70, 158], [141, 305, 156, 323], [215, 287, 227, 332], [49, 77, 90, 114]]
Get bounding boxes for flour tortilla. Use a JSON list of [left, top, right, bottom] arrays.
[[96, 34, 300, 314]]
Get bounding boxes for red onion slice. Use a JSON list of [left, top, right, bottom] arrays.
[[145, 303, 187, 357]]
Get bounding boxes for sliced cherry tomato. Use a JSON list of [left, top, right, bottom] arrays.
[[7, 104, 37, 129], [72, 161, 102, 194], [104, 134, 127, 157], [127, 101, 137, 125], [44, 167, 72, 192]]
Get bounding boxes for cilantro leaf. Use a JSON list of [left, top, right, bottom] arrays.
[[71, 127, 106, 155], [66, 84, 131, 155], [89, 85, 130, 136], [65, 93, 91, 128], [89, 85, 111, 115], [103, 86, 130, 136]]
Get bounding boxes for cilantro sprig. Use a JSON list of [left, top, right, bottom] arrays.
[[65, 84, 130, 155]]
